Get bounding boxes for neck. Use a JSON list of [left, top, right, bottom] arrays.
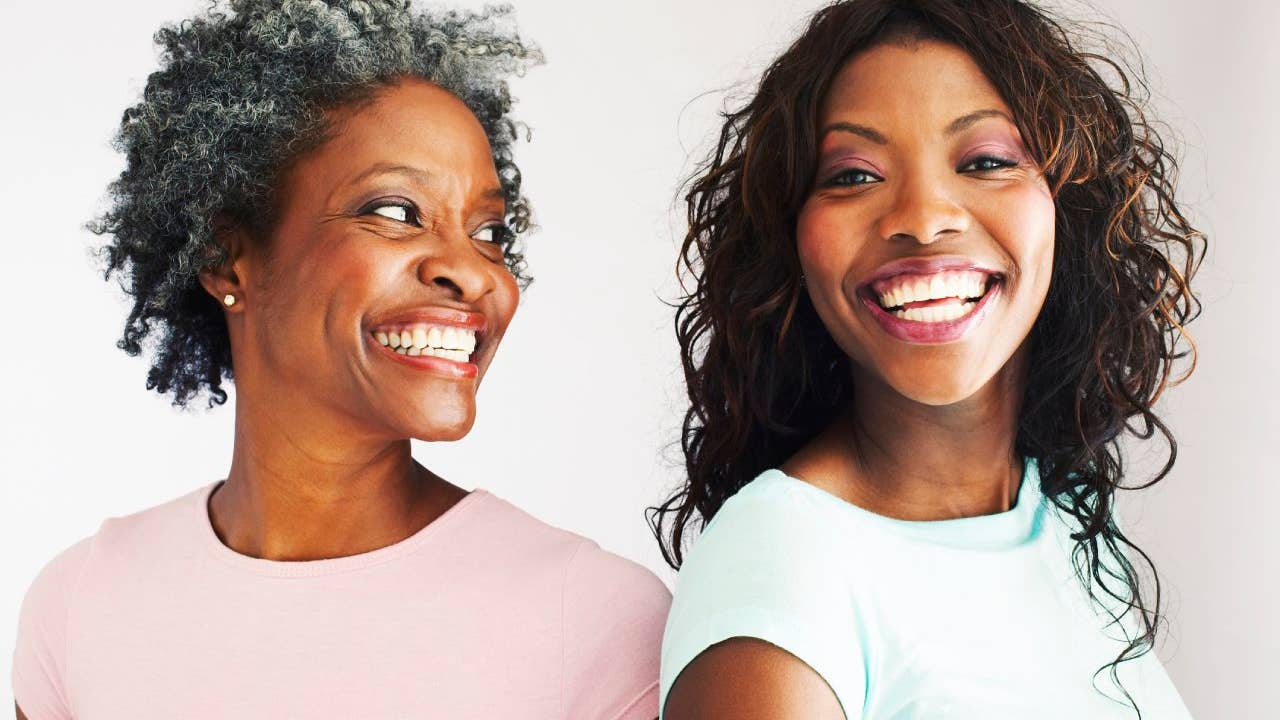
[[785, 351, 1028, 521], [208, 397, 463, 562]]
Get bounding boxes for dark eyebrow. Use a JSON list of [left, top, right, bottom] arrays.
[[819, 122, 888, 145], [944, 109, 1013, 135]]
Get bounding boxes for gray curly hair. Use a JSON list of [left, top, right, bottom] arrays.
[[90, 0, 541, 408]]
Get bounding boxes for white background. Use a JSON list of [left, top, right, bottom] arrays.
[[1, 0, 1274, 716]]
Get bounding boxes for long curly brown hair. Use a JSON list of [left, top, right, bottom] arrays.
[[649, 0, 1204, 713]]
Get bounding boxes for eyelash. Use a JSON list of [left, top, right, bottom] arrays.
[[960, 154, 1019, 172], [363, 199, 421, 226], [360, 200, 510, 248], [825, 168, 882, 187], [821, 154, 1019, 187], [473, 223, 512, 247]]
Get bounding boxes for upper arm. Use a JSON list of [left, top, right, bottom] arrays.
[[663, 637, 845, 720], [658, 481, 867, 717], [16, 702, 30, 720]]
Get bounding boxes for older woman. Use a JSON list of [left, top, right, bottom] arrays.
[[654, 1, 1203, 718], [12, 2, 668, 718]]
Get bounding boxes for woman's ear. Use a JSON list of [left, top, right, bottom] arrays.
[[199, 213, 251, 312]]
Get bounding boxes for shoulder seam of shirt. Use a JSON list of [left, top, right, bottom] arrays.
[[559, 537, 593, 718]]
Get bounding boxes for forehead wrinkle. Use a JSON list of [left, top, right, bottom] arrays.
[[346, 162, 433, 189]]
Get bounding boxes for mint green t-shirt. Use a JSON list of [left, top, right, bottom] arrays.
[[659, 457, 1193, 719]]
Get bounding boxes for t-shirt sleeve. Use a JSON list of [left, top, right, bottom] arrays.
[[561, 540, 672, 720], [12, 534, 95, 720], [658, 480, 867, 719]]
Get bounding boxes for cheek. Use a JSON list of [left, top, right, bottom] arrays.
[[796, 200, 863, 282], [978, 183, 1055, 298], [314, 244, 387, 319], [266, 238, 391, 349], [490, 271, 520, 333], [253, 242, 342, 333]]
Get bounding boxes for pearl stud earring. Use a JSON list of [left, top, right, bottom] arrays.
[[223, 294, 236, 307]]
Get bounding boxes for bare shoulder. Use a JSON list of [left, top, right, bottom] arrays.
[[663, 637, 845, 720]]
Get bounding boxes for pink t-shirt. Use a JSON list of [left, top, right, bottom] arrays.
[[12, 481, 671, 719]]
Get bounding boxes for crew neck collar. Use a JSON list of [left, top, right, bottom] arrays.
[[761, 456, 1045, 550], [194, 480, 490, 578]]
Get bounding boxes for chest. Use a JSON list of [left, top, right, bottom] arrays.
[[848, 542, 1189, 720], [61, 573, 564, 718]]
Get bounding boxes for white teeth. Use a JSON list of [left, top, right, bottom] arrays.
[[373, 323, 477, 361], [892, 299, 978, 323], [876, 270, 992, 309]]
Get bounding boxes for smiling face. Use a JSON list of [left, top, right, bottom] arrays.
[[796, 40, 1055, 406], [229, 77, 519, 441]]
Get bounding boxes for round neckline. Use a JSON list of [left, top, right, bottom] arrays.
[[759, 456, 1045, 550], [194, 479, 490, 577]]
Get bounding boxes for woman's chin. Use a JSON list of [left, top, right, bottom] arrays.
[[392, 406, 477, 443], [879, 362, 996, 407]]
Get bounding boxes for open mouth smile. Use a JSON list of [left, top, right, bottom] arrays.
[[857, 265, 1004, 344], [366, 314, 484, 379], [372, 323, 477, 361]]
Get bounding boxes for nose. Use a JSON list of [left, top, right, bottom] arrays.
[[415, 229, 496, 303], [875, 171, 969, 245]]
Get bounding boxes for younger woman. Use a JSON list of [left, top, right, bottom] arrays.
[[655, 1, 1203, 717]]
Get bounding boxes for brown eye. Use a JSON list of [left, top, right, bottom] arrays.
[[960, 155, 1017, 172], [824, 167, 882, 188]]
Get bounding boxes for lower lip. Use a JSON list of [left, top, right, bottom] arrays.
[[860, 280, 1003, 344], [367, 334, 478, 379]]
